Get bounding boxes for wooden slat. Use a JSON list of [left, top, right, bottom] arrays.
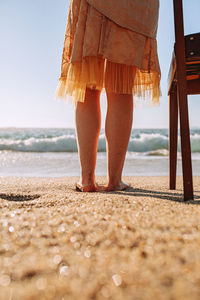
[[173, 0, 193, 200], [169, 88, 178, 190], [168, 53, 176, 95]]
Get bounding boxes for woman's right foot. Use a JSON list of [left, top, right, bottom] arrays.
[[75, 182, 96, 192], [75, 182, 104, 192]]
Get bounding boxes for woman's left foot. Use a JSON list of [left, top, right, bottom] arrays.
[[105, 181, 130, 192]]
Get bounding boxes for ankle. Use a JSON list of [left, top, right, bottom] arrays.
[[79, 175, 95, 187], [107, 177, 122, 188]]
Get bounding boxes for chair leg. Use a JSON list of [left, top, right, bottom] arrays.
[[177, 86, 193, 200], [169, 90, 178, 190]]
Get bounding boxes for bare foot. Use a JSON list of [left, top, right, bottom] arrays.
[[75, 182, 104, 192], [105, 181, 130, 192]]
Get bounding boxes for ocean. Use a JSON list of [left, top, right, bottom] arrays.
[[1, 127, 200, 177]]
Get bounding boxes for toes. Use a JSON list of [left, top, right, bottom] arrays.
[[119, 181, 130, 191]]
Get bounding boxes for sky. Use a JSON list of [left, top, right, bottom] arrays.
[[0, 0, 199, 128]]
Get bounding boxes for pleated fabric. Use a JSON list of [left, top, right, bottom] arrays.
[[55, 0, 161, 106]]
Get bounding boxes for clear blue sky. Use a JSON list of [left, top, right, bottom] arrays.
[[0, 0, 199, 128]]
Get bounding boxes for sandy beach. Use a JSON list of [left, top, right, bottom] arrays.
[[1, 176, 200, 300]]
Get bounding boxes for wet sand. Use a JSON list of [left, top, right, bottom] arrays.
[[1, 176, 200, 300]]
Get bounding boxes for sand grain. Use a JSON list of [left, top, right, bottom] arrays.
[[0, 176, 200, 300]]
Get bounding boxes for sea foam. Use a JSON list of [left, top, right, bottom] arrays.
[[0, 128, 200, 154]]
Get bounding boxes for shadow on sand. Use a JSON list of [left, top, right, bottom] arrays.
[[0, 193, 40, 202], [101, 187, 200, 205]]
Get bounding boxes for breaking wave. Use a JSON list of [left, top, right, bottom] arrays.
[[0, 128, 200, 155]]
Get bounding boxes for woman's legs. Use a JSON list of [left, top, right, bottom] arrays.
[[75, 87, 101, 191], [75, 87, 133, 191], [105, 92, 133, 190]]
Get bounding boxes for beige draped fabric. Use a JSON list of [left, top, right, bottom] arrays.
[[55, 0, 161, 105], [87, 0, 159, 38]]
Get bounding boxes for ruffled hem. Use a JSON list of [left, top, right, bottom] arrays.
[[55, 56, 161, 106]]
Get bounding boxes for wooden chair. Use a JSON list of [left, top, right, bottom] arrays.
[[168, 0, 200, 200]]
